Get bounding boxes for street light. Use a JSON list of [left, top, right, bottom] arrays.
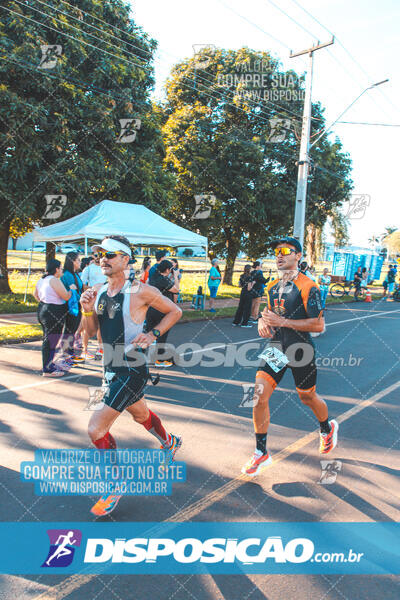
[[310, 79, 389, 148]]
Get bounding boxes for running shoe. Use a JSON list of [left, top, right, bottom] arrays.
[[95, 349, 103, 360], [54, 359, 72, 371], [83, 352, 95, 360], [241, 324, 252, 328], [90, 494, 121, 517], [42, 370, 65, 378], [208, 309, 216, 313], [241, 449, 272, 477], [319, 419, 339, 454], [155, 360, 173, 367], [71, 355, 85, 363], [161, 434, 182, 464]]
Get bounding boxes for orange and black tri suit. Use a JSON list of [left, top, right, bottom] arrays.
[[257, 272, 323, 393]]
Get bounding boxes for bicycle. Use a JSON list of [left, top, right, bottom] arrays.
[[329, 280, 363, 301]]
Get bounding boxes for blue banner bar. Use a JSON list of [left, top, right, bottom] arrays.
[[1, 522, 399, 574]]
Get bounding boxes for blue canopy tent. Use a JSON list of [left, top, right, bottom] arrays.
[[25, 200, 208, 299]]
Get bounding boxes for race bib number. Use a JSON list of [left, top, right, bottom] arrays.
[[258, 345, 289, 373]]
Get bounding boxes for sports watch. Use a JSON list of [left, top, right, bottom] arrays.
[[152, 329, 161, 338]]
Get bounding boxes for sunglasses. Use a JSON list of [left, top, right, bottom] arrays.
[[274, 247, 297, 256], [97, 250, 128, 259]]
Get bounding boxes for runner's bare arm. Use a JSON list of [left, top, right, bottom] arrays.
[[132, 285, 182, 348], [80, 288, 99, 337], [263, 309, 324, 333]]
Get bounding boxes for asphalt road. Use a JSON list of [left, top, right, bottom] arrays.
[[0, 298, 399, 599]]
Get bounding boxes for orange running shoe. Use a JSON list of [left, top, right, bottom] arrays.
[[161, 434, 182, 464], [319, 419, 339, 454], [241, 450, 272, 477], [91, 494, 121, 517]]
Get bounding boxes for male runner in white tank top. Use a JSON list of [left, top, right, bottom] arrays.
[[80, 235, 182, 516]]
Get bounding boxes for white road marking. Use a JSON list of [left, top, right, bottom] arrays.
[[32, 378, 400, 600]]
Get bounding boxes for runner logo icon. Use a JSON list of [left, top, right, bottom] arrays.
[[42, 529, 82, 567]]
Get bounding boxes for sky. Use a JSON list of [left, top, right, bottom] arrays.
[[130, 0, 400, 247]]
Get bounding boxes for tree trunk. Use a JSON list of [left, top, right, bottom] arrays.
[[0, 220, 12, 293], [223, 238, 239, 285], [306, 224, 317, 267], [46, 242, 56, 264], [12, 238, 17, 250]]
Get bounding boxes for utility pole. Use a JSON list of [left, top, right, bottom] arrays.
[[290, 38, 334, 248]]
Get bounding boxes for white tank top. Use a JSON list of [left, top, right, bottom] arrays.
[[94, 280, 144, 355]]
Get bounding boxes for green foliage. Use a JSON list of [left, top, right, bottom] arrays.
[[0, 0, 172, 289], [161, 47, 353, 280]]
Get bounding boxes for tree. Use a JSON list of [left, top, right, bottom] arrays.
[[330, 207, 350, 248], [380, 226, 397, 243], [368, 235, 380, 250], [383, 231, 400, 258], [9, 217, 34, 250], [0, 0, 172, 292], [161, 47, 353, 282]]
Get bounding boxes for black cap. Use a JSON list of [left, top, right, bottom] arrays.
[[271, 236, 302, 254]]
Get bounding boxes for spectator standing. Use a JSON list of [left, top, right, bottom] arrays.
[[80, 256, 93, 272], [250, 261, 269, 322], [300, 261, 316, 282], [382, 265, 392, 298], [353, 266, 362, 292], [169, 258, 182, 303], [208, 258, 222, 312], [318, 268, 331, 309], [81, 251, 107, 287], [140, 257, 152, 283], [61, 252, 84, 363], [34, 259, 70, 377], [148, 249, 168, 280], [78, 253, 106, 360], [386, 264, 396, 300], [360, 267, 369, 297], [233, 264, 254, 327], [147, 259, 180, 366]]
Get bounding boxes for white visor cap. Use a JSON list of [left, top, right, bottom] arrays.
[[91, 238, 132, 257]]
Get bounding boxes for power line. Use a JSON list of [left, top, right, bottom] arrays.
[[20, 0, 150, 66], [264, 0, 316, 40], [289, 0, 399, 115], [1, 6, 352, 185], [3, 2, 317, 131], [1, 5, 149, 74], [216, 0, 292, 51], [336, 120, 400, 127]]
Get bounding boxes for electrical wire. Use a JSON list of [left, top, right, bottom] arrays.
[[1, 4, 352, 184], [3, 2, 315, 131]]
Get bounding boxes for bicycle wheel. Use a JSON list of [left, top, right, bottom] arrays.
[[330, 283, 346, 298]]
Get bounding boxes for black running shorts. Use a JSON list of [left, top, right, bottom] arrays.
[[257, 354, 317, 393], [103, 363, 149, 412]]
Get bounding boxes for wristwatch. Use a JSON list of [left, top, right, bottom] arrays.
[[152, 329, 161, 338]]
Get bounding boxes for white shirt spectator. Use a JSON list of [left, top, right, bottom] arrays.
[[80, 263, 107, 287]]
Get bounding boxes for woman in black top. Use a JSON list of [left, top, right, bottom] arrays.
[[250, 261, 270, 321], [233, 264, 254, 327]]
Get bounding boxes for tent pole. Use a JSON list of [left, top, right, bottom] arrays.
[[24, 244, 34, 303], [84, 236, 88, 256]]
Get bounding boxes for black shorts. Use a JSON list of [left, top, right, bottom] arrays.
[[103, 363, 149, 412], [257, 346, 317, 393]]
